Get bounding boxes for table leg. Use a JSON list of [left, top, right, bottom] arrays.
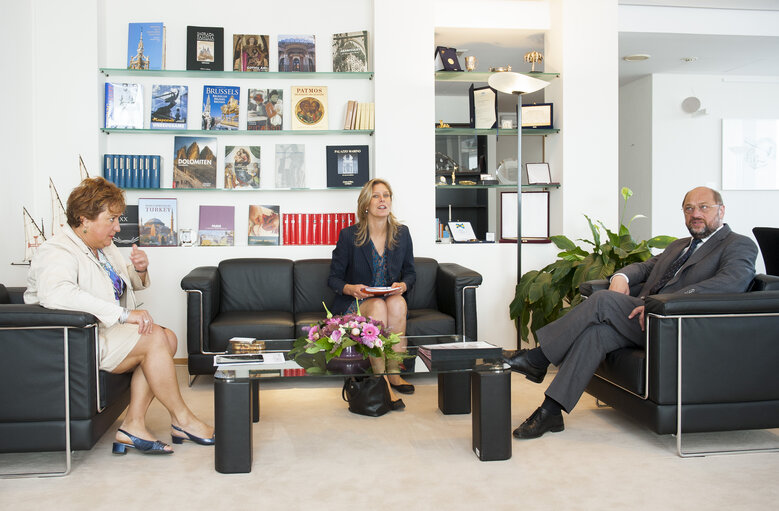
[[437, 372, 471, 414], [471, 367, 512, 461], [214, 379, 253, 473], [252, 379, 260, 423]]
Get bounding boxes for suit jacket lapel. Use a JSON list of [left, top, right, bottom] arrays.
[[666, 224, 730, 287], [358, 241, 373, 276]]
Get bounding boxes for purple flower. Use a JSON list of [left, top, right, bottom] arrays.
[[331, 329, 343, 343]]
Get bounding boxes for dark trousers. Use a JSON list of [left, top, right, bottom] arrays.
[[536, 290, 645, 413]]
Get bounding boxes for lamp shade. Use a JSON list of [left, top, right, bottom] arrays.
[[488, 72, 550, 95]]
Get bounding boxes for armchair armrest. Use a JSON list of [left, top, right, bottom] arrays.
[[180, 266, 221, 355], [750, 274, 779, 291], [436, 263, 483, 339], [645, 290, 779, 316], [0, 304, 97, 328]]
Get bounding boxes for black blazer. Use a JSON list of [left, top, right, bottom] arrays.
[[328, 224, 416, 314]]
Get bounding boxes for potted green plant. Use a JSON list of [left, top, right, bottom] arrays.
[[509, 187, 676, 344]]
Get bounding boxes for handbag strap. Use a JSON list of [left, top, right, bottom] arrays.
[[341, 377, 351, 402]]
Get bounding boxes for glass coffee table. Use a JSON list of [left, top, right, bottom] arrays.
[[212, 334, 510, 473]]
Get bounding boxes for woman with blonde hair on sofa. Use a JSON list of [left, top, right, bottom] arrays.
[[25, 177, 214, 455], [328, 178, 416, 409]]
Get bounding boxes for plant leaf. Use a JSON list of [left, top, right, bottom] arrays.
[[551, 235, 577, 251]]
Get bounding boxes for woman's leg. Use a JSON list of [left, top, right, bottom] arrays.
[[384, 294, 410, 386], [358, 299, 401, 401], [113, 326, 213, 442]]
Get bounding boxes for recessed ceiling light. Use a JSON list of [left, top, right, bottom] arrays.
[[681, 57, 698, 63], [623, 54, 651, 62]]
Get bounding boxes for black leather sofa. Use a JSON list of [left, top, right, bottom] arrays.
[[0, 284, 132, 460], [581, 274, 779, 455], [180, 257, 482, 377]]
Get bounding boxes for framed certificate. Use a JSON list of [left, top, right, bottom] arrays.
[[525, 162, 551, 185], [500, 191, 550, 243], [521, 103, 553, 129], [469, 84, 497, 129]]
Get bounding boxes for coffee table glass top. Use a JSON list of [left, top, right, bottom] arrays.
[[213, 334, 505, 381]]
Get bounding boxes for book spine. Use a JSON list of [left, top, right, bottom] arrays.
[[131, 156, 140, 188], [311, 214, 318, 245], [152, 156, 161, 188], [290, 214, 297, 245], [125, 156, 132, 188], [103, 154, 113, 184], [142, 156, 150, 188], [116, 156, 125, 188], [302, 214, 310, 245], [348, 213, 356, 227], [318, 213, 326, 245]]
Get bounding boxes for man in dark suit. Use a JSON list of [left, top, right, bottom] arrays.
[[505, 186, 758, 439]]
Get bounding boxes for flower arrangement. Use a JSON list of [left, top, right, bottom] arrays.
[[292, 300, 406, 363]]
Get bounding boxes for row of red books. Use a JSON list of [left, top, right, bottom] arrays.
[[282, 212, 356, 245]]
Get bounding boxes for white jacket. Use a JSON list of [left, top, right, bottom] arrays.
[[24, 224, 149, 327]]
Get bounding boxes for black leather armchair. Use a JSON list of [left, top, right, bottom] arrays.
[[0, 284, 132, 476], [181, 257, 482, 378], [581, 275, 779, 456]]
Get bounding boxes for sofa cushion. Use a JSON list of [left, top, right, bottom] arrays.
[[406, 257, 438, 311], [0, 284, 9, 305], [209, 311, 295, 351], [406, 309, 455, 336], [218, 259, 294, 313], [294, 259, 336, 314], [594, 347, 646, 396]]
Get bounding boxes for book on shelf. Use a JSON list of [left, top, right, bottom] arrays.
[[138, 198, 177, 247], [278, 34, 315, 72], [291, 86, 328, 130], [416, 341, 502, 361], [173, 136, 217, 189], [224, 145, 260, 189], [247, 88, 283, 130], [202, 85, 239, 130], [332, 31, 368, 72], [186, 26, 224, 71], [127, 22, 166, 70], [343, 100, 356, 129], [114, 205, 139, 247], [150, 84, 188, 129], [232, 34, 269, 72], [105, 82, 143, 129], [104, 154, 161, 188], [198, 205, 234, 246], [282, 212, 355, 245], [326, 145, 369, 188], [248, 205, 280, 246], [275, 144, 306, 188]]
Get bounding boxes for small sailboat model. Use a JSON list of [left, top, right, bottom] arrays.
[[49, 178, 68, 237], [79, 155, 91, 180], [23, 207, 46, 264]]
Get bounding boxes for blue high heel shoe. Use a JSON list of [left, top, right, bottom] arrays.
[[171, 424, 216, 446], [112, 428, 173, 455]]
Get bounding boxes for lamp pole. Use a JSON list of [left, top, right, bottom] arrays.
[[487, 72, 550, 347]]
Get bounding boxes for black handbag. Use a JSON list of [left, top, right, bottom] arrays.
[[341, 376, 392, 417]]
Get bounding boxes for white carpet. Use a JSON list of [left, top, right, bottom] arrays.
[[1, 367, 777, 510]]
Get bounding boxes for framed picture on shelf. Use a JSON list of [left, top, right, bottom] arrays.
[[525, 162, 551, 185], [500, 191, 550, 243], [469, 84, 498, 129], [521, 103, 553, 129]]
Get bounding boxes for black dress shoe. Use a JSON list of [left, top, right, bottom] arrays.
[[513, 407, 564, 439], [390, 399, 405, 411], [390, 382, 415, 394], [502, 349, 547, 383]]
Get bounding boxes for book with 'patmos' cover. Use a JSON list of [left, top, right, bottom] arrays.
[[291, 86, 328, 130]]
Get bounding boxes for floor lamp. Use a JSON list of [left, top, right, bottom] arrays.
[[487, 72, 551, 344]]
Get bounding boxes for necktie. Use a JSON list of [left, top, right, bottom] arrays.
[[648, 238, 701, 296]]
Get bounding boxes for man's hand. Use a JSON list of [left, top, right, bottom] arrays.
[[609, 274, 630, 295], [628, 305, 646, 331]]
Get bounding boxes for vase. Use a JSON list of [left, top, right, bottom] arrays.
[[326, 345, 372, 375]]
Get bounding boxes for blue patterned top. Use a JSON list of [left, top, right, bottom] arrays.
[[346, 240, 389, 314], [97, 250, 126, 302]]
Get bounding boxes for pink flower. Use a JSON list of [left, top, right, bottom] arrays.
[[375, 338, 383, 348], [361, 323, 379, 342], [308, 326, 319, 341], [331, 329, 343, 343]]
